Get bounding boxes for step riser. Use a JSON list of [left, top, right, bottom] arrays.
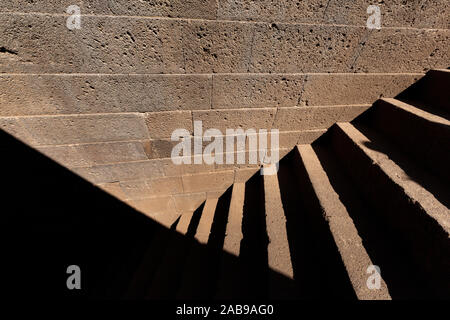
[[397, 69, 450, 113]]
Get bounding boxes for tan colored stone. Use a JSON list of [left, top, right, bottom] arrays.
[[234, 167, 259, 183], [146, 111, 193, 139], [0, 15, 185, 74], [73, 160, 164, 184], [128, 196, 177, 216], [37, 141, 149, 168], [217, 0, 329, 24], [193, 108, 276, 133], [212, 74, 305, 109], [182, 20, 254, 73], [152, 211, 183, 229], [273, 105, 370, 131], [301, 74, 422, 107], [173, 192, 207, 212], [83, 0, 216, 19], [120, 176, 183, 200], [0, 1, 80, 13], [182, 170, 235, 193], [249, 23, 366, 73], [0, 75, 211, 116], [324, 0, 450, 29], [0, 113, 149, 146], [97, 182, 128, 200], [354, 29, 450, 73]]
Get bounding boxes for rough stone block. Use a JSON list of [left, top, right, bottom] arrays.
[[173, 192, 207, 212], [0, 15, 185, 74], [212, 74, 305, 109], [217, 0, 329, 24], [0, 1, 78, 13], [249, 23, 366, 73], [182, 170, 235, 193], [0, 75, 211, 116], [182, 20, 254, 73], [37, 141, 149, 168], [83, 0, 217, 19], [73, 160, 164, 184], [97, 182, 128, 200], [193, 108, 277, 133], [234, 167, 259, 183], [273, 105, 370, 131], [0, 113, 149, 146], [120, 176, 183, 200], [128, 196, 178, 217], [301, 74, 422, 106], [354, 29, 450, 73], [324, 0, 450, 29], [145, 110, 193, 139]]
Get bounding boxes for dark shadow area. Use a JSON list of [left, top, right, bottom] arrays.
[[277, 149, 357, 300], [395, 70, 450, 120], [145, 202, 206, 299], [238, 172, 269, 299], [0, 129, 298, 300]]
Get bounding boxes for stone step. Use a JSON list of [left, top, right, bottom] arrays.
[[366, 98, 450, 181], [215, 183, 246, 299], [262, 171, 295, 299], [330, 122, 450, 297], [294, 144, 391, 300]]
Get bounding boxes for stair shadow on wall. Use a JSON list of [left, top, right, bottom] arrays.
[[0, 129, 296, 300]]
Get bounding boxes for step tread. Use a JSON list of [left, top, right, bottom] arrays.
[[195, 197, 219, 244], [222, 183, 245, 256], [263, 172, 294, 279], [176, 211, 195, 235], [336, 122, 450, 232], [296, 144, 391, 300]]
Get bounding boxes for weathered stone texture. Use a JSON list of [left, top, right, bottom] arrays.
[[192, 108, 277, 133], [324, 0, 450, 29], [182, 170, 235, 193], [182, 20, 254, 73], [73, 160, 164, 184], [0, 15, 186, 74], [217, 0, 329, 24], [212, 74, 305, 109], [37, 141, 150, 167], [249, 23, 366, 73], [353, 29, 450, 73], [273, 105, 370, 131], [0, 113, 149, 146], [146, 110, 193, 139], [0, 75, 211, 116], [300, 74, 421, 106]]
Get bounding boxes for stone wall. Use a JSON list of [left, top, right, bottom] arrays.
[[0, 1, 448, 223]]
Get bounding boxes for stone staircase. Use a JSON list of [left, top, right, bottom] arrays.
[[1, 1, 449, 300], [113, 69, 449, 299], [2, 70, 448, 300]]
